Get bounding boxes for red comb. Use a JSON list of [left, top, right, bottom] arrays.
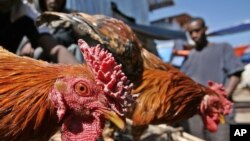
[[78, 39, 134, 115]]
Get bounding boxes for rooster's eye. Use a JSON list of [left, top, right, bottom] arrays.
[[75, 82, 89, 96]]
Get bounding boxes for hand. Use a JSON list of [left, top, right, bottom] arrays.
[[19, 42, 35, 57], [228, 94, 234, 102]]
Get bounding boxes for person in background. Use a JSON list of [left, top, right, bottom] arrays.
[[0, 0, 79, 64], [19, 0, 84, 62], [39, 0, 69, 12], [180, 17, 244, 141]]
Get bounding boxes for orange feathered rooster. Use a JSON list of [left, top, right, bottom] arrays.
[[0, 40, 133, 141], [37, 12, 233, 140]]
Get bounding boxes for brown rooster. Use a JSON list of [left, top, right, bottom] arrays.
[[0, 40, 133, 141], [37, 12, 233, 140]]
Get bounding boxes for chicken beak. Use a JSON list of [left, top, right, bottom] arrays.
[[98, 109, 125, 130], [219, 114, 225, 124]]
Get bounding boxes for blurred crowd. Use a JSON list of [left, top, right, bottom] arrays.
[[0, 0, 81, 64]]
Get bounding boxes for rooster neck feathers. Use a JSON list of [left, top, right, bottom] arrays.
[[0, 47, 84, 140]]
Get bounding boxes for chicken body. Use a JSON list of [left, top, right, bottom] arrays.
[[37, 12, 232, 140], [0, 40, 132, 141], [131, 65, 232, 136]]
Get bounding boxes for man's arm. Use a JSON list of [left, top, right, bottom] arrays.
[[225, 72, 242, 100], [223, 43, 244, 100]]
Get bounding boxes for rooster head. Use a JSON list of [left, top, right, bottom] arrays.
[[36, 12, 143, 82], [49, 40, 133, 141], [199, 81, 233, 132]]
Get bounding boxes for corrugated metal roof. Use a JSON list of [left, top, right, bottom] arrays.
[[66, 0, 112, 16]]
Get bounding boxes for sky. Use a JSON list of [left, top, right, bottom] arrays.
[[163, 0, 250, 47]]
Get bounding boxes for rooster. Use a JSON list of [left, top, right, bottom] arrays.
[[0, 40, 133, 141], [37, 12, 233, 140]]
